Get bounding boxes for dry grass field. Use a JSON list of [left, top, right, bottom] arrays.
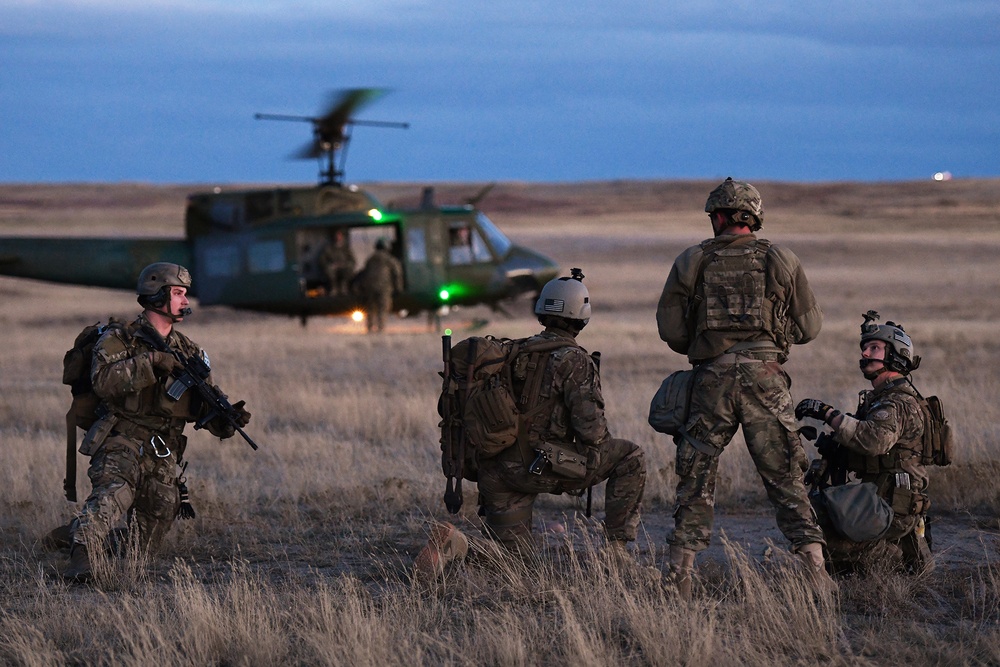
[[1, 179, 999, 665]]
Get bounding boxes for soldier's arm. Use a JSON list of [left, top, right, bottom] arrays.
[[769, 245, 822, 345], [91, 331, 158, 399], [560, 351, 611, 448], [832, 399, 907, 457], [656, 247, 700, 355]]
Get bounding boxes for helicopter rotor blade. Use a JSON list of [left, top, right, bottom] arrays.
[[314, 88, 388, 144]]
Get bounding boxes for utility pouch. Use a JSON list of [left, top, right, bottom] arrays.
[[79, 414, 119, 456], [890, 486, 928, 516], [533, 443, 587, 479], [648, 369, 695, 436]]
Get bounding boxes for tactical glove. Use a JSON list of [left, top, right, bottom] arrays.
[[795, 398, 841, 424], [232, 400, 252, 427], [149, 351, 181, 376]]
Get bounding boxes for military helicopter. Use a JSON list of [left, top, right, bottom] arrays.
[[0, 88, 559, 325]]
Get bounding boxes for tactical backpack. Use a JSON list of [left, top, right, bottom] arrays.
[[61, 319, 126, 500], [438, 333, 579, 513], [917, 393, 953, 467]]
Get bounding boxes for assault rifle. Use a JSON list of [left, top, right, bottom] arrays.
[[803, 430, 848, 492], [440, 333, 465, 513], [141, 326, 259, 451]]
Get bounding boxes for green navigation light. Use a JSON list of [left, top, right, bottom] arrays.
[[368, 208, 383, 222], [439, 289, 450, 301], [445, 328, 453, 336]]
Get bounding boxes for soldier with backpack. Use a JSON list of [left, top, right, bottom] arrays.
[[58, 262, 251, 583], [655, 177, 832, 598], [796, 311, 946, 574], [419, 271, 646, 570]]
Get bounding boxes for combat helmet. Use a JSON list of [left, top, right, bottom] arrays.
[[705, 177, 764, 231], [535, 268, 591, 322], [137, 262, 192, 296], [860, 310, 920, 375]]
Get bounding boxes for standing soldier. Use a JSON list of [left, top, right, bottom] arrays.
[[359, 238, 404, 333], [656, 177, 830, 597], [61, 262, 251, 582], [320, 229, 356, 296], [417, 271, 647, 570], [796, 312, 933, 573]]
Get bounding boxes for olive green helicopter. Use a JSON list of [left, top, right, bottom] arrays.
[[0, 88, 559, 325]]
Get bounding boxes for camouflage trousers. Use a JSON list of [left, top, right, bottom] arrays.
[[669, 358, 825, 552], [477, 438, 646, 551], [364, 290, 393, 333], [72, 434, 181, 553]]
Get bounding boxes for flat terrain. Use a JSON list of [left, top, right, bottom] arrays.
[[1, 179, 999, 664]]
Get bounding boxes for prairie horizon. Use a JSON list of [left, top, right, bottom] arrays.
[[1, 179, 998, 665]]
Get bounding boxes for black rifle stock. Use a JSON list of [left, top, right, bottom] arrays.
[[143, 326, 259, 451], [585, 350, 602, 518], [804, 432, 847, 491], [441, 333, 464, 513]]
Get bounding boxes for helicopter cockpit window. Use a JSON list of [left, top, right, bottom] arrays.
[[475, 212, 513, 258], [449, 223, 492, 265]]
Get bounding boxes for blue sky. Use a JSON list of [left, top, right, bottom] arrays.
[[2, 0, 998, 184]]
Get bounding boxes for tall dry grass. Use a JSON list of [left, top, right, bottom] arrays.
[[1, 180, 999, 664]]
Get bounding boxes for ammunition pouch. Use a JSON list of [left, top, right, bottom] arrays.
[[889, 486, 930, 517]]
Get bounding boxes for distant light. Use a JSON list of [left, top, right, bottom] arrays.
[[351, 310, 365, 322], [933, 171, 953, 181], [368, 208, 383, 221], [439, 289, 450, 301]]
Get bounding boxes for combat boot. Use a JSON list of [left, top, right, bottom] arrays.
[[414, 522, 469, 576], [668, 546, 697, 601], [63, 544, 93, 584], [796, 542, 838, 596], [41, 520, 77, 551]]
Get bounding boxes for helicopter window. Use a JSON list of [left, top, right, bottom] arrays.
[[407, 228, 426, 263], [475, 212, 512, 257], [448, 223, 474, 265], [204, 246, 241, 278], [471, 229, 493, 262], [248, 240, 286, 273]]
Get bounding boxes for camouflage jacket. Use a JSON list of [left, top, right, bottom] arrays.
[[656, 233, 822, 363], [834, 378, 928, 491], [91, 313, 214, 435], [360, 249, 404, 294], [510, 326, 610, 451]]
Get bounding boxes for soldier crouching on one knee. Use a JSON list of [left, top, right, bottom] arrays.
[[796, 312, 933, 574], [416, 271, 646, 571], [60, 262, 251, 583]]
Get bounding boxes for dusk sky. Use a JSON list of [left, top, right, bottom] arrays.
[[2, 1, 998, 185]]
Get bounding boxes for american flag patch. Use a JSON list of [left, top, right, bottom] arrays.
[[543, 298, 565, 312]]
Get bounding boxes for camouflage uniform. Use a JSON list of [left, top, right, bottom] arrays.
[[656, 233, 826, 552], [477, 325, 646, 551], [321, 236, 356, 296], [359, 247, 404, 333], [72, 314, 231, 553], [821, 379, 930, 570]]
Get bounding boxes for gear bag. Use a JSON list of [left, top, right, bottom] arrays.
[[61, 319, 126, 501], [648, 369, 695, 436], [918, 394, 953, 467], [819, 481, 894, 542], [439, 334, 579, 485]]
